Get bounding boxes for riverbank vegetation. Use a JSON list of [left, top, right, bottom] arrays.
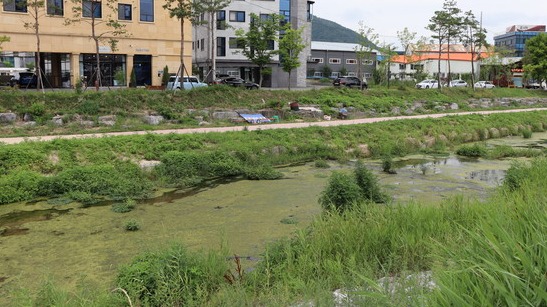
[[14, 157, 547, 306], [1, 86, 547, 138], [1, 111, 546, 205]]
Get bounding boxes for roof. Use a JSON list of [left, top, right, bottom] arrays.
[[390, 52, 492, 64], [311, 41, 377, 53]]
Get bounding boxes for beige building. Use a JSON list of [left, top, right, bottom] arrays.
[[1, 0, 191, 87]]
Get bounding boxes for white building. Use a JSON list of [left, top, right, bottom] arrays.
[[192, 0, 314, 88]]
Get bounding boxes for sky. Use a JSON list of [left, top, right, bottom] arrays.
[[313, 0, 547, 49]]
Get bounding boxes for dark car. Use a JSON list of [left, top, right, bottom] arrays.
[[333, 76, 367, 89], [11, 72, 38, 88], [221, 77, 259, 89]]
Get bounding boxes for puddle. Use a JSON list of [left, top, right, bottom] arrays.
[[0, 208, 71, 237]]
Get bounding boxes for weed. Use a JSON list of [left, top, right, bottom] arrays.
[[124, 220, 140, 231], [314, 160, 330, 168], [522, 129, 533, 138]]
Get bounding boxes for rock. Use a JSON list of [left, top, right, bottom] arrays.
[[450, 103, 459, 110], [391, 107, 401, 115], [79, 120, 95, 127], [0, 112, 17, 123], [99, 115, 117, 126], [23, 113, 33, 121], [212, 111, 240, 120], [142, 115, 164, 125], [52, 115, 63, 126]]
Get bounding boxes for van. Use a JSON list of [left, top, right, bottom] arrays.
[[166, 76, 208, 90]]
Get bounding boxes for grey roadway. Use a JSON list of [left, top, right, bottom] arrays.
[[1, 108, 547, 145]]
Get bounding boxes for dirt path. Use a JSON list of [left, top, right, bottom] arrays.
[[1, 108, 547, 145]]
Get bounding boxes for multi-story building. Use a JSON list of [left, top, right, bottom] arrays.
[[1, 0, 189, 87], [308, 41, 377, 81], [193, 0, 314, 88], [494, 25, 546, 57]]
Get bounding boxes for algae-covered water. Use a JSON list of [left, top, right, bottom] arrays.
[[0, 132, 545, 304]]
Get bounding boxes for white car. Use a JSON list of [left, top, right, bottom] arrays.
[[416, 79, 439, 89], [474, 81, 495, 89], [449, 79, 468, 87], [166, 76, 208, 90]]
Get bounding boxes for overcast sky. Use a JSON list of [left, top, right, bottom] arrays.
[[313, 0, 547, 48]]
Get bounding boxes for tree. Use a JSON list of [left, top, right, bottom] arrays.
[[523, 33, 547, 85], [66, 0, 128, 89], [355, 21, 378, 87], [0, 36, 10, 51], [278, 24, 306, 90], [442, 0, 464, 85], [235, 13, 282, 87], [460, 10, 488, 89], [22, 0, 47, 91], [193, 0, 231, 83], [427, 0, 464, 89], [397, 27, 428, 80], [163, 0, 198, 78]]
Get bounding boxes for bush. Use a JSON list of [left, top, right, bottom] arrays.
[[319, 171, 362, 212], [112, 199, 136, 213], [115, 243, 228, 306], [456, 143, 487, 157], [354, 160, 389, 203], [244, 164, 283, 180], [522, 129, 532, 139], [124, 220, 140, 231]]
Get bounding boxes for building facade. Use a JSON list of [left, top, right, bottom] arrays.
[[1, 0, 190, 87], [192, 0, 314, 88], [494, 25, 546, 57], [308, 41, 377, 81]]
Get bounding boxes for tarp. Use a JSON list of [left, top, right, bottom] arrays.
[[239, 113, 271, 124]]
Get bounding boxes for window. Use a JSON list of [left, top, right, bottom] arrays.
[[267, 39, 274, 50], [118, 3, 131, 20], [229, 10, 245, 22], [329, 58, 341, 64], [217, 10, 225, 30], [3, 0, 27, 12], [217, 37, 226, 57], [399, 64, 406, 70], [140, 0, 153, 22], [331, 72, 340, 78], [347, 72, 356, 77], [200, 39, 204, 51], [313, 71, 323, 78], [83, 0, 101, 18], [227, 70, 239, 77], [311, 57, 323, 64], [346, 59, 357, 65], [229, 37, 245, 49], [47, 0, 63, 15], [362, 59, 373, 65], [259, 13, 270, 21], [410, 64, 423, 70]]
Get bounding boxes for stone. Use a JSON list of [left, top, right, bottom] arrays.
[[450, 103, 459, 110], [0, 112, 17, 123], [52, 115, 63, 126], [142, 115, 164, 125], [212, 111, 240, 120]]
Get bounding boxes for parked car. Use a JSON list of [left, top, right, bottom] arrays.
[[474, 81, 495, 89], [10, 72, 38, 88], [416, 79, 439, 89], [220, 77, 259, 89], [166, 75, 208, 90], [449, 79, 468, 87], [525, 81, 542, 89], [332, 76, 367, 89]]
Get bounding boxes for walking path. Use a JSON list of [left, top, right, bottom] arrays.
[[1, 108, 547, 145]]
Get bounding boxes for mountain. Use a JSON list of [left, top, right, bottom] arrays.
[[311, 16, 360, 43]]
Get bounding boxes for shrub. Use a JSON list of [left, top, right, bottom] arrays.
[[115, 243, 228, 306], [112, 199, 136, 213], [244, 165, 283, 180], [456, 143, 487, 157], [381, 155, 396, 174], [319, 171, 362, 212], [124, 220, 140, 231], [314, 160, 330, 168], [522, 129, 532, 139], [354, 160, 389, 203]]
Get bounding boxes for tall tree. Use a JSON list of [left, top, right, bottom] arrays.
[[523, 33, 547, 85], [22, 0, 47, 91], [235, 13, 282, 87], [193, 0, 231, 83], [163, 0, 198, 78], [354, 21, 378, 87], [427, 0, 465, 89], [278, 24, 306, 90], [460, 10, 488, 89], [65, 0, 128, 89]]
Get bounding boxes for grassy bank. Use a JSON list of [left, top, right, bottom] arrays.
[[1, 86, 547, 137], [1, 111, 547, 205]]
